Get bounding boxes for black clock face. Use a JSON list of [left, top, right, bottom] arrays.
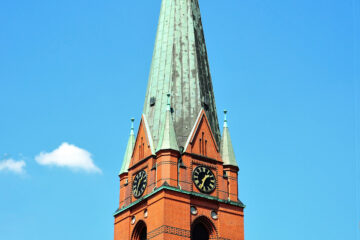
[[132, 170, 147, 198], [192, 166, 216, 194]]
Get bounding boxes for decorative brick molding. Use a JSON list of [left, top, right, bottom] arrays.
[[146, 225, 232, 240], [147, 225, 190, 239]]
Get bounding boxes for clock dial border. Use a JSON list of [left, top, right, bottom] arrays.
[[132, 169, 148, 199], [192, 165, 216, 194]]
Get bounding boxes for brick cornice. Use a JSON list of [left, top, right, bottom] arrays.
[[114, 185, 245, 217]]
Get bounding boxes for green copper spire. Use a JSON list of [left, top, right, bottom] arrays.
[[156, 94, 179, 152], [221, 110, 238, 167], [119, 118, 136, 175], [143, 0, 221, 149]]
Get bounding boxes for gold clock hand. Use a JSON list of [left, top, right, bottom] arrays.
[[137, 176, 145, 192], [199, 175, 210, 189]]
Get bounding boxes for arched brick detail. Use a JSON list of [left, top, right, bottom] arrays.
[[191, 215, 217, 239]]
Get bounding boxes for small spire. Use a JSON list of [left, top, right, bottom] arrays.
[[221, 110, 238, 167], [156, 94, 179, 152], [119, 118, 136, 176]]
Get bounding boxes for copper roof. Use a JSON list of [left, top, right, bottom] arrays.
[[143, 0, 221, 149]]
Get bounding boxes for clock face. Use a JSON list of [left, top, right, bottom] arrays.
[[192, 166, 216, 194], [132, 170, 147, 198]]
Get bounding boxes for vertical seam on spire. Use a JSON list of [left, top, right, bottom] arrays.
[[187, 1, 191, 121], [156, 0, 171, 144]]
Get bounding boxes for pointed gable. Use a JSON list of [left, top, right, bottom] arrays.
[[184, 109, 221, 161], [130, 114, 155, 167]]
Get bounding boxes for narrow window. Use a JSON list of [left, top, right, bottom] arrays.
[[205, 140, 208, 156]]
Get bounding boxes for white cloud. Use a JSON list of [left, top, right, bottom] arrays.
[[0, 159, 26, 174], [35, 142, 101, 173]]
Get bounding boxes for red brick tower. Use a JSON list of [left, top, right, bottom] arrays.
[[114, 1, 245, 239]]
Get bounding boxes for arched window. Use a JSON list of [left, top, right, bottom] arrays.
[[191, 222, 209, 240], [191, 216, 217, 240], [132, 220, 147, 240]]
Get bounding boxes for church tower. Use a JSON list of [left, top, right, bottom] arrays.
[[114, 0, 245, 239]]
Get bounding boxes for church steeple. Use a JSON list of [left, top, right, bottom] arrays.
[[143, 0, 221, 149], [114, 1, 245, 239], [119, 118, 135, 175]]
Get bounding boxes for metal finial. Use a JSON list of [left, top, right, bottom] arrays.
[[224, 110, 228, 127], [166, 93, 171, 111], [130, 118, 135, 134]]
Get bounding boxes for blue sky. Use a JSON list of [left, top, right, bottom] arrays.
[[0, 0, 359, 239]]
